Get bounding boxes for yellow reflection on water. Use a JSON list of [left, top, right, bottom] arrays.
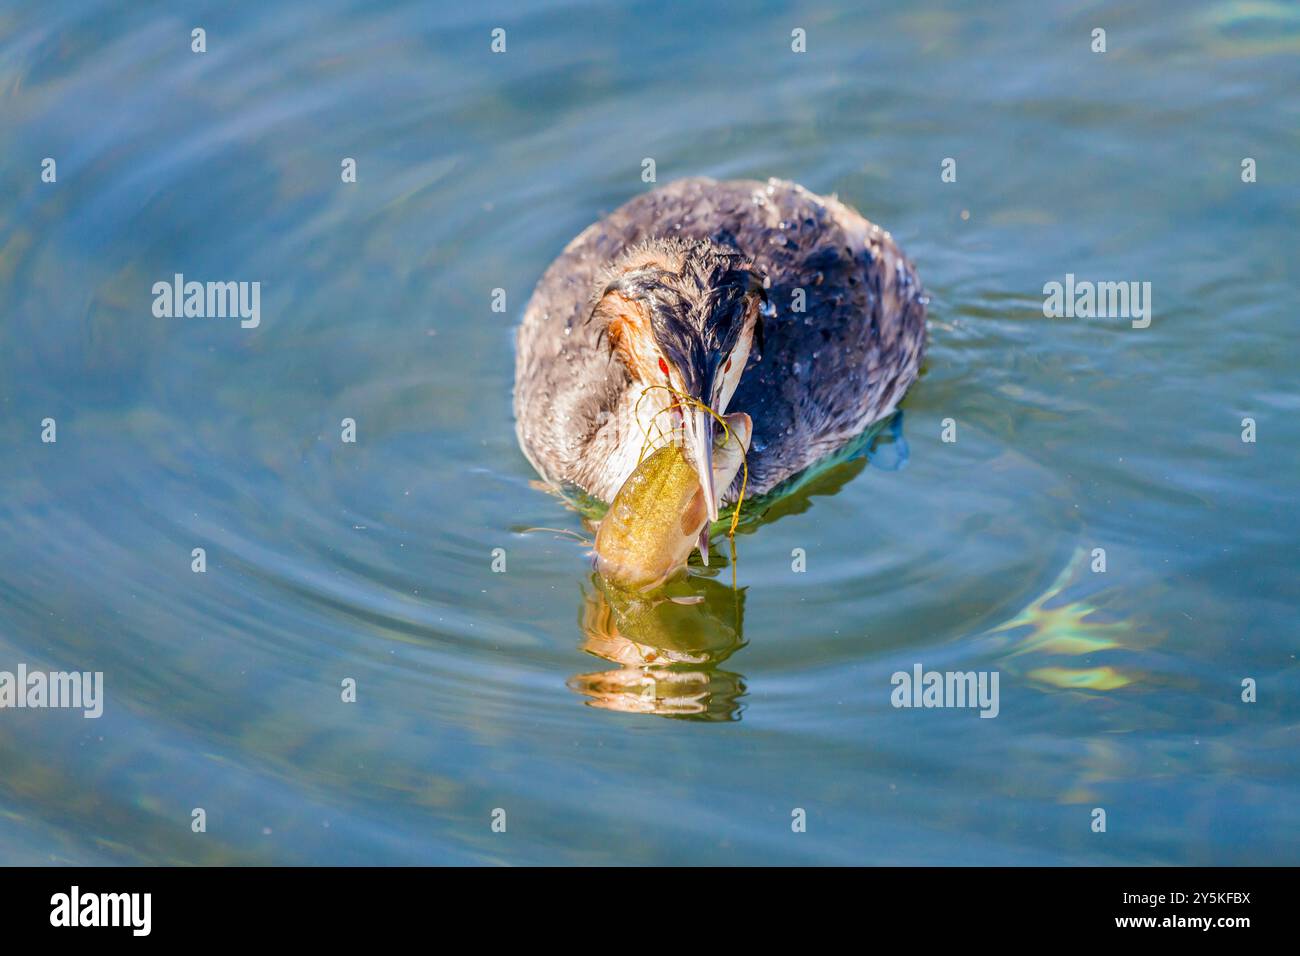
[[1026, 666, 1132, 691], [992, 548, 1138, 691]]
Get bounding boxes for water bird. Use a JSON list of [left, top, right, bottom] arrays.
[[514, 176, 927, 540]]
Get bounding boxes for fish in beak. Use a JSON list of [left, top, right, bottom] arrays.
[[594, 411, 752, 591], [684, 405, 717, 523]]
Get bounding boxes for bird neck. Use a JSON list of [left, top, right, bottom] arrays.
[[580, 382, 680, 504]]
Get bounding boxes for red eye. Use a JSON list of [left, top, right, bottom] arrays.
[[658, 357, 669, 377]]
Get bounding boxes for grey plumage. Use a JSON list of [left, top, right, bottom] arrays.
[[514, 177, 927, 506]]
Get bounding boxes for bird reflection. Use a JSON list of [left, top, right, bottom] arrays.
[[568, 572, 746, 721]]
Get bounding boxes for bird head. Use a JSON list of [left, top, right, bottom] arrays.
[[590, 238, 765, 520]]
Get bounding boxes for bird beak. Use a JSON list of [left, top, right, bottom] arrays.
[[685, 406, 718, 523]]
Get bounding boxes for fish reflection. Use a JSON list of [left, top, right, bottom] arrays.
[[568, 572, 746, 721]]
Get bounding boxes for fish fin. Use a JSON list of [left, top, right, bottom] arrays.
[[697, 525, 710, 566]]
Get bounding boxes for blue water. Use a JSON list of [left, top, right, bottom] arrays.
[[1, 0, 1297, 865]]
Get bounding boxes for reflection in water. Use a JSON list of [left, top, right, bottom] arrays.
[[569, 573, 746, 721], [992, 548, 1137, 691]]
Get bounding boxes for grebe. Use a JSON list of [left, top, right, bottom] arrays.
[[514, 177, 926, 522]]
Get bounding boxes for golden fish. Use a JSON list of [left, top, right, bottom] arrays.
[[594, 412, 751, 590]]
